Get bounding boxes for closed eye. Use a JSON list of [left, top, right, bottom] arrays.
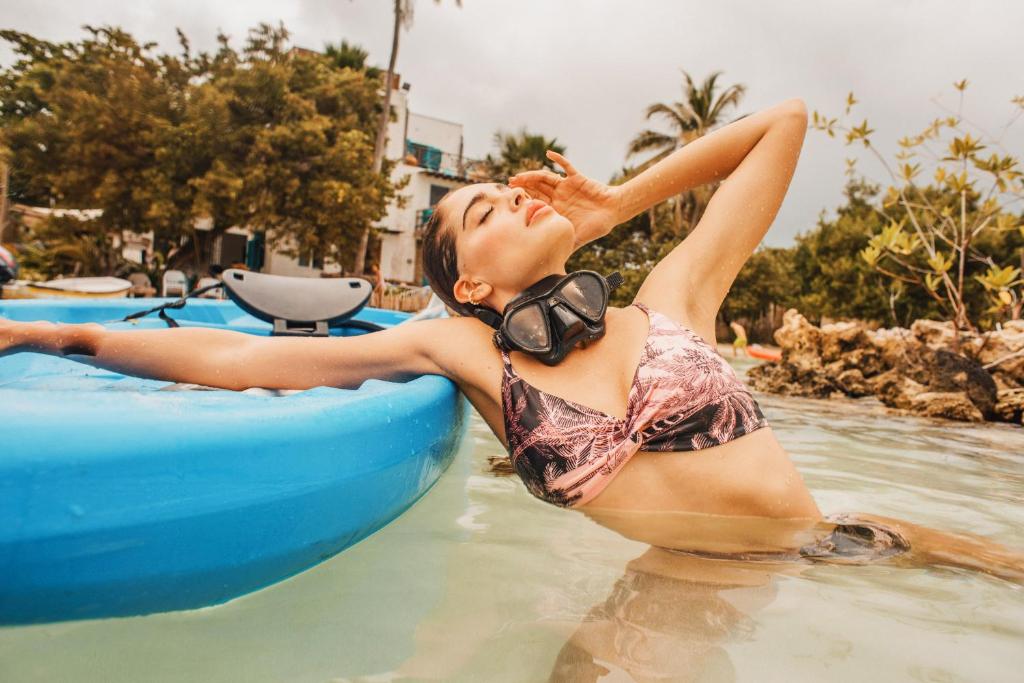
[[479, 206, 493, 225]]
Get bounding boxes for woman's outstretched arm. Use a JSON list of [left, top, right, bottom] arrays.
[[1, 317, 449, 391]]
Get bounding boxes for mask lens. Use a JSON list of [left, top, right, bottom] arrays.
[[558, 274, 605, 320], [504, 303, 550, 352]]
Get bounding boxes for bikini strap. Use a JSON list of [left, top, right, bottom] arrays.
[[498, 346, 514, 371], [631, 301, 650, 315]]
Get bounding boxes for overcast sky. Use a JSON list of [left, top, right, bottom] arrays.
[[2, 0, 1022, 246]]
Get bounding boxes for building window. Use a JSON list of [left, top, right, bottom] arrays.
[[298, 250, 323, 269], [429, 184, 448, 207]]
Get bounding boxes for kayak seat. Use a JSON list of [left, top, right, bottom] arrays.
[[221, 268, 375, 337]]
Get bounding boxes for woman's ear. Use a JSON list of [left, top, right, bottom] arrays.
[[453, 276, 493, 306]]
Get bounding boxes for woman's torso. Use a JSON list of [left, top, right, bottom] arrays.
[[453, 303, 821, 522]]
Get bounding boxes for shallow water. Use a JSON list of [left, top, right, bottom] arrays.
[[2, 356, 1023, 682]]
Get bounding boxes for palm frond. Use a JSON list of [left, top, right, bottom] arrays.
[[629, 146, 674, 173], [706, 83, 747, 126], [643, 102, 688, 131], [627, 129, 676, 158]]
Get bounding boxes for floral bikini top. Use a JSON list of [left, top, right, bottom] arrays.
[[500, 302, 769, 508]]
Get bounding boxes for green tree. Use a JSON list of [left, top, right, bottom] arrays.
[[813, 83, 1024, 341], [627, 70, 746, 235], [721, 247, 798, 322], [170, 23, 393, 271], [323, 40, 381, 78], [483, 128, 566, 179], [0, 27, 179, 274], [789, 178, 930, 325], [0, 24, 393, 277]]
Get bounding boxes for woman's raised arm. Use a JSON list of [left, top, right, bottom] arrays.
[[508, 98, 808, 336], [628, 98, 808, 328], [2, 317, 450, 391]]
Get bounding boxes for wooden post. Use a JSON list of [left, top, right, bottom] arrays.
[[0, 162, 9, 243]]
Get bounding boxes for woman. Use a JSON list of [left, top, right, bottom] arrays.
[[2, 98, 1022, 576]]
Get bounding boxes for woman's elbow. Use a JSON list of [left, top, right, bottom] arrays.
[[780, 97, 808, 122]]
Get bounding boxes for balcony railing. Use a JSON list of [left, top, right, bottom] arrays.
[[404, 141, 491, 181], [413, 207, 434, 240]]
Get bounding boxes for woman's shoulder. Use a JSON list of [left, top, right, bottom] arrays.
[[413, 314, 505, 386]]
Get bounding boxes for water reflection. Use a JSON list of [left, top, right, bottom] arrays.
[[546, 548, 779, 682], [385, 537, 790, 682]]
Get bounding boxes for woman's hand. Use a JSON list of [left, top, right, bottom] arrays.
[[509, 150, 624, 250]]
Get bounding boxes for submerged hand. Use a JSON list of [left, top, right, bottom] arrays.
[[509, 150, 624, 250]]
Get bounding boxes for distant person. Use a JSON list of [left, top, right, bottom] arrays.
[[369, 263, 385, 291], [729, 320, 748, 357]]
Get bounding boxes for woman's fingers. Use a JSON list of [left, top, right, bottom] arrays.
[[510, 168, 561, 186], [509, 171, 558, 201], [520, 185, 553, 202], [545, 150, 578, 176]]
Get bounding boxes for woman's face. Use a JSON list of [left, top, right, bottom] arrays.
[[442, 182, 575, 310]]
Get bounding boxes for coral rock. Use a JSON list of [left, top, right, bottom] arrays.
[[774, 309, 823, 373], [834, 368, 871, 397], [976, 321, 1024, 387], [994, 388, 1024, 424], [918, 349, 997, 419], [910, 391, 984, 422], [820, 321, 868, 363], [864, 327, 920, 369], [869, 369, 926, 411]]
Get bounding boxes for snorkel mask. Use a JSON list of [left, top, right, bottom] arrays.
[[471, 270, 624, 366]]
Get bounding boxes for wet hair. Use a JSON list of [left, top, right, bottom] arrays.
[[420, 197, 478, 317]]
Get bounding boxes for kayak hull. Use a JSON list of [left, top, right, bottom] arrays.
[[0, 299, 467, 624], [14, 276, 134, 298], [746, 344, 782, 362]]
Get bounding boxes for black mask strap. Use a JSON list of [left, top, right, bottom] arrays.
[[469, 304, 503, 330]]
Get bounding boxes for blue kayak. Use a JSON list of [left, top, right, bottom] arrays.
[[0, 298, 467, 625]]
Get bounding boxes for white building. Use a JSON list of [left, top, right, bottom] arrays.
[[376, 82, 489, 284]]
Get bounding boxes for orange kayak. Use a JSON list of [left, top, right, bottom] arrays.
[[746, 344, 782, 362]]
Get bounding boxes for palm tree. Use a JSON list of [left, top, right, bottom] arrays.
[[323, 40, 381, 79], [352, 0, 462, 275], [627, 70, 747, 235], [484, 128, 566, 180]]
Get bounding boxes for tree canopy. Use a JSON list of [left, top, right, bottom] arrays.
[[483, 127, 566, 180], [0, 23, 394, 276], [813, 83, 1024, 335]]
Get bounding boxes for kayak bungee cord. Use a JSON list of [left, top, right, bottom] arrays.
[[115, 281, 226, 328]]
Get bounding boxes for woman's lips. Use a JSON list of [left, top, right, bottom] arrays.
[[527, 204, 552, 226]]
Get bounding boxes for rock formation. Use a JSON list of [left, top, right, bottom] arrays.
[[747, 310, 1024, 425]]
